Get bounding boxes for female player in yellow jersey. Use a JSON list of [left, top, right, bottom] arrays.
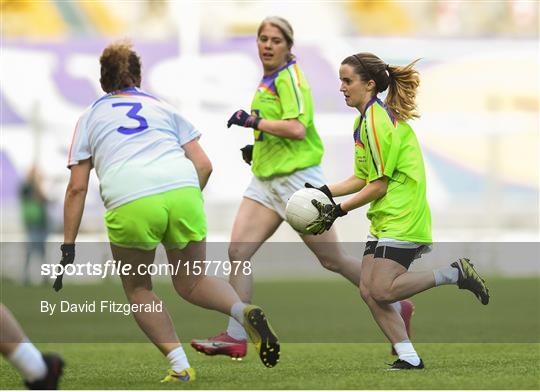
[[191, 17, 414, 359], [306, 52, 490, 369], [59, 41, 280, 382]]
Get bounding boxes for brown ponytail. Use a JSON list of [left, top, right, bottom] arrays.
[[341, 53, 421, 122], [386, 59, 421, 121], [99, 40, 142, 93]]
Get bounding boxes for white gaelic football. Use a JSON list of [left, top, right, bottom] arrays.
[[285, 188, 332, 234]]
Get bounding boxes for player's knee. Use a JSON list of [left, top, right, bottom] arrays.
[[126, 285, 153, 303], [359, 282, 371, 303], [370, 286, 394, 304], [177, 271, 209, 300], [173, 277, 198, 300]]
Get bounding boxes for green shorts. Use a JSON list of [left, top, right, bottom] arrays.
[[104, 187, 207, 250]]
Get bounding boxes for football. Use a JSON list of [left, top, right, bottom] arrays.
[[285, 188, 331, 234]]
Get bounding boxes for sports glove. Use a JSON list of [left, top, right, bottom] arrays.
[[306, 201, 347, 235], [305, 182, 336, 205], [240, 144, 253, 165], [53, 243, 75, 292], [227, 109, 261, 129]]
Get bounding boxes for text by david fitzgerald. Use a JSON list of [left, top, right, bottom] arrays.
[[40, 300, 163, 316]]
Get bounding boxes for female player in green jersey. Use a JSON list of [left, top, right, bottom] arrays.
[[191, 17, 414, 359], [59, 41, 280, 382], [307, 52, 490, 369]]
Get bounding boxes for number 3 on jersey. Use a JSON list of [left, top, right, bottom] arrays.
[[112, 102, 148, 135]]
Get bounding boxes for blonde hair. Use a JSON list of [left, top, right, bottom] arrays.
[[99, 39, 142, 93], [342, 53, 421, 121], [257, 16, 295, 61]]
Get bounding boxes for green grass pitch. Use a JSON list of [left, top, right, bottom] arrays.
[[1, 277, 539, 389]]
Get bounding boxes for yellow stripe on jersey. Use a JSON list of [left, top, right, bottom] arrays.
[[286, 64, 304, 114], [365, 105, 383, 178]]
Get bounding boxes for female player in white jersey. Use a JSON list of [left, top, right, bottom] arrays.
[[60, 41, 279, 382], [191, 16, 414, 359]]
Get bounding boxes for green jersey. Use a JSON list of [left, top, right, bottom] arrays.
[[353, 97, 432, 243], [250, 60, 323, 178]]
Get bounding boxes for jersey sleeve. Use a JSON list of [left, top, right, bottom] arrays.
[[275, 66, 305, 122], [172, 110, 201, 146], [67, 114, 91, 168], [365, 104, 401, 182]]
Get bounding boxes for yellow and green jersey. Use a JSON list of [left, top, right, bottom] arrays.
[[250, 60, 323, 178], [353, 97, 432, 243]]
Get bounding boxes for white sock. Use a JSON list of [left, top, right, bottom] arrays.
[[226, 302, 248, 340], [166, 346, 190, 372], [393, 339, 421, 366], [227, 317, 248, 341], [230, 302, 246, 324], [8, 340, 47, 382], [433, 266, 459, 286], [390, 301, 402, 314]]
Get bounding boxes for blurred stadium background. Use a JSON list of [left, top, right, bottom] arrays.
[[1, 1, 539, 281]]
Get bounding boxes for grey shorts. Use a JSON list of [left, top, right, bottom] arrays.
[[243, 166, 326, 220]]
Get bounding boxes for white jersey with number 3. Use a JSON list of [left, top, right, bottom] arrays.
[[68, 87, 200, 210]]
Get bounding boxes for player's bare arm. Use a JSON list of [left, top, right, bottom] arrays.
[[340, 176, 387, 212], [63, 158, 92, 244], [256, 118, 306, 140], [328, 175, 366, 197], [183, 139, 212, 190]]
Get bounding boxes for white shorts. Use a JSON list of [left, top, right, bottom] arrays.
[[367, 233, 433, 260], [244, 165, 326, 220]]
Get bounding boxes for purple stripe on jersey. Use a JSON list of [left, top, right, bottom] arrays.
[[365, 96, 395, 124], [353, 118, 362, 144], [274, 59, 296, 75], [258, 59, 297, 95], [91, 87, 159, 108], [119, 87, 159, 100], [259, 78, 278, 96]]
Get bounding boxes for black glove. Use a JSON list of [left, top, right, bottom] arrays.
[[305, 182, 336, 205], [53, 243, 75, 292], [240, 144, 253, 165], [227, 109, 261, 129], [306, 201, 347, 235]]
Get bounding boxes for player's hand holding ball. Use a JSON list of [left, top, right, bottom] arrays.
[[306, 201, 347, 235], [305, 182, 336, 205], [53, 243, 75, 292], [227, 109, 261, 129], [303, 182, 347, 234], [286, 186, 347, 235]]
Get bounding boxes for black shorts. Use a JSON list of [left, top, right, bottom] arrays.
[[363, 240, 427, 269]]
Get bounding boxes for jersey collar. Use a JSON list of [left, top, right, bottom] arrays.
[[92, 87, 158, 108], [262, 60, 296, 80], [259, 60, 297, 97], [362, 96, 395, 124], [363, 96, 380, 113]]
